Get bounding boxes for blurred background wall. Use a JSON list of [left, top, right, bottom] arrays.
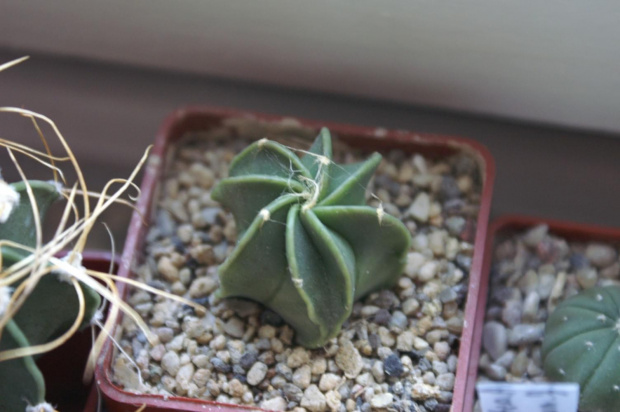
[[2, 1, 620, 132], [1, 2, 620, 248]]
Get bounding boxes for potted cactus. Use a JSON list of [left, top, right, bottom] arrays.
[[212, 129, 411, 348], [96, 107, 495, 412], [0, 56, 207, 412], [542, 285, 620, 412], [0, 179, 101, 412], [470, 216, 620, 412]]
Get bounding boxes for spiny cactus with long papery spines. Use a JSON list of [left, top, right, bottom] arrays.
[[542, 285, 620, 412], [211, 128, 411, 348], [0, 181, 100, 412]]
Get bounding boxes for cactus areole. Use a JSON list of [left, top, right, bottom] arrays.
[[542, 285, 620, 412], [211, 128, 411, 348]]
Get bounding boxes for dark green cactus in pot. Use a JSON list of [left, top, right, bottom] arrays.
[[212, 128, 411, 348], [542, 285, 620, 412]]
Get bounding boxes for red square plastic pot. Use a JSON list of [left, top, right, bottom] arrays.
[[95, 107, 495, 412], [467, 215, 620, 412]]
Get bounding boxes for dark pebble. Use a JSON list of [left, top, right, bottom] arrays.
[[210, 357, 231, 373], [438, 391, 453, 403], [439, 176, 461, 201], [255, 338, 271, 351], [171, 236, 186, 252], [191, 296, 210, 306], [390, 311, 408, 330], [356, 396, 364, 408], [197, 231, 211, 243], [261, 309, 285, 327], [402, 350, 423, 364], [183, 296, 210, 314], [406, 401, 421, 412], [239, 352, 258, 370], [570, 253, 590, 270], [135, 332, 148, 344], [435, 404, 451, 412], [131, 340, 143, 358], [155, 210, 175, 237], [424, 398, 438, 411], [524, 255, 542, 271], [447, 334, 460, 347], [374, 309, 392, 326], [369, 333, 381, 349], [384, 354, 405, 377], [375, 175, 401, 197], [282, 383, 303, 402], [373, 290, 399, 309], [453, 154, 478, 176], [454, 254, 472, 272], [185, 257, 200, 271], [233, 373, 247, 383], [232, 365, 246, 375], [443, 198, 465, 214], [418, 358, 432, 372], [146, 280, 169, 291], [453, 283, 468, 305]]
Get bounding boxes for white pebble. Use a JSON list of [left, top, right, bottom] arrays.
[[319, 373, 342, 392], [371, 393, 394, 409], [161, 351, 180, 376], [246, 362, 268, 386], [407, 192, 431, 222]]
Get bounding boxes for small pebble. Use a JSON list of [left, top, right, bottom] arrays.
[[301, 385, 327, 412], [319, 373, 342, 392], [585, 243, 617, 268], [435, 373, 455, 390], [246, 362, 268, 386], [408, 192, 431, 222], [335, 340, 363, 378], [260, 396, 287, 411], [384, 354, 404, 377], [210, 357, 231, 373], [161, 351, 181, 376], [287, 347, 310, 368], [292, 365, 312, 389], [482, 321, 507, 361], [282, 383, 303, 402], [370, 393, 394, 409]]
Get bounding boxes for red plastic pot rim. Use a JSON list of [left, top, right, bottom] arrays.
[[95, 106, 496, 412], [465, 214, 620, 412]]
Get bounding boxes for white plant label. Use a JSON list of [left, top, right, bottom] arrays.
[[477, 382, 579, 412]]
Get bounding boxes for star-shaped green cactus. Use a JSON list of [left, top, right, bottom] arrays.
[[211, 128, 411, 348]]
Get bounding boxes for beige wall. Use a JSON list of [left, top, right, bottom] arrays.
[[1, 1, 619, 132]]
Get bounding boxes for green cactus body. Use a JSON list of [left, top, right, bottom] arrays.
[[212, 128, 411, 348], [0, 180, 101, 411], [542, 285, 620, 412]]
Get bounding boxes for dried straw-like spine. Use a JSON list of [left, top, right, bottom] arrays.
[[0, 57, 206, 410]]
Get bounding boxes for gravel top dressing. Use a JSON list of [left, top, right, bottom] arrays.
[[112, 129, 482, 412], [475, 224, 620, 412]]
